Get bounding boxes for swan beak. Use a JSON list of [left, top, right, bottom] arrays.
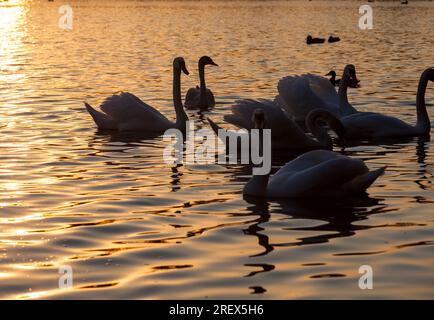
[[181, 65, 189, 75], [325, 72, 332, 76], [211, 62, 219, 67]]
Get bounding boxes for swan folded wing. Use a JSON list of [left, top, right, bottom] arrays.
[[273, 150, 344, 173], [276, 74, 339, 120], [224, 99, 301, 138], [100, 92, 171, 126], [307, 74, 340, 106], [269, 155, 368, 197], [185, 87, 200, 106]]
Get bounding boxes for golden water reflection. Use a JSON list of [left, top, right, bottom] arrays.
[[0, 1, 434, 299]]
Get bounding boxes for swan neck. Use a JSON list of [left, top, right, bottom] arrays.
[[416, 72, 430, 133], [337, 72, 358, 116], [173, 67, 188, 131], [338, 74, 349, 106], [243, 130, 271, 197], [198, 62, 207, 105]]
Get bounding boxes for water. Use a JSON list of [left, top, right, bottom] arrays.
[[0, 0, 433, 299]]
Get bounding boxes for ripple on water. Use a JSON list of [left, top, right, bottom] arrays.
[[0, 0, 434, 299]]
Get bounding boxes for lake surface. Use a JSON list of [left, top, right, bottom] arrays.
[[0, 0, 433, 299]]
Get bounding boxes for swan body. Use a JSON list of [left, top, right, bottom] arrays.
[[85, 57, 189, 133], [244, 150, 385, 198], [242, 111, 385, 198], [310, 68, 434, 140], [184, 56, 218, 110], [211, 99, 344, 151], [275, 64, 359, 123]]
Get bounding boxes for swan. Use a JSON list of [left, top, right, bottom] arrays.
[[184, 56, 218, 110], [84, 57, 189, 133], [308, 68, 434, 140], [306, 35, 325, 44], [328, 36, 341, 43], [208, 99, 345, 151], [275, 64, 359, 123], [243, 110, 385, 198], [309, 68, 434, 140]]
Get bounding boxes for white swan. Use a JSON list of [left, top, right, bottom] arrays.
[[184, 56, 218, 110], [85, 57, 189, 133], [208, 99, 345, 151], [308, 68, 434, 140], [275, 64, 359, 123], [243, 110, 385, 198]]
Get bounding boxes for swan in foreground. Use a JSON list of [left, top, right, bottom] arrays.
[[243, 110, 385, 198], [275, 64, 359, 123], [308, 68, 434, 140], [184, 56, 218, 110], [208, 99, 345, 151], [85, 57, 189, 132]]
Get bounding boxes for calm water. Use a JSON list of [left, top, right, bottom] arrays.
[[0, 0, 433, 299]]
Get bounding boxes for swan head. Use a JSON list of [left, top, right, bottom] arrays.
[[252, 108, 265, 130], [425, 67, 434, 81], [306, 108, 347, 146], [199, 56, 218, 67], [343, 64, 358, 83], [307, 35, 312, 41], [173, 57, 189, 75]]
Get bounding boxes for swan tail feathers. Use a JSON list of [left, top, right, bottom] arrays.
[[348, 166, 386, 194], [84, 102, 117, 130]]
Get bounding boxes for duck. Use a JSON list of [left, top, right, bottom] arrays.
[[208, 98, 345, 151], [326, 70, 340, 86], [307, 67, 434, 140], [328, 36, 341, 43], [275, 64, 359, 124], [326, 69, 360, 88], [184, 56, 218, 110], [85, 57, 189, 133], [243, 109, 385, 198], [306, 35, 325, 45]]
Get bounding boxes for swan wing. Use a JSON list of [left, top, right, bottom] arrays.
[[276, 74, 340, 120], [206, 88, 215, 106], [184, 87, 200, 108], [273, 150, 342, 173], [268, 151, 370, 197], [100, 92, 171, 125], [224, 99, 303, 138]]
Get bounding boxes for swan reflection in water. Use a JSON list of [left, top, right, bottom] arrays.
[[242, 195, 388, 259]]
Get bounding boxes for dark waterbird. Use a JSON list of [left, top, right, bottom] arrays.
[[306, 35, 325, 45], [328, 36, 341, 43], [184, 56, 218, 110]]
